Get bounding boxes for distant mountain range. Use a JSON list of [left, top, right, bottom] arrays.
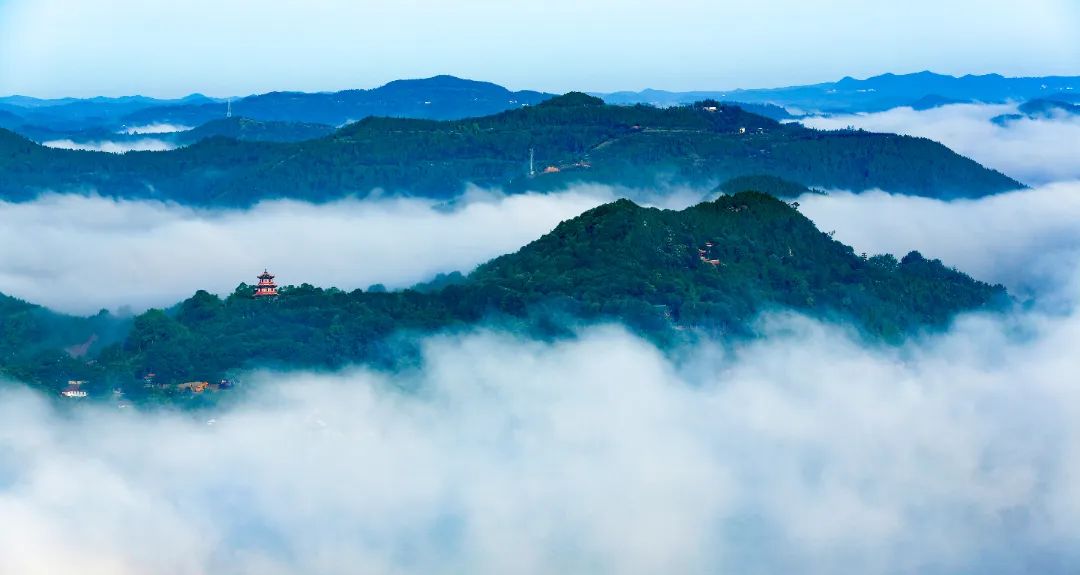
[[601, 71, 1080, 114], [0, 93, 220, 131], [0, 76, 552, 136], [0, 192, 1006, 397], [2, 72, 1078, 147], [0, 92, 1021, 205], [124, 75, 555, 127]]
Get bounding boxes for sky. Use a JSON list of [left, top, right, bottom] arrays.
[[0, 0, 1078, 98]]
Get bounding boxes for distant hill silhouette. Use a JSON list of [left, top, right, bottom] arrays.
[[121, 75, 555, 127], [601, 71, 1080, 113]]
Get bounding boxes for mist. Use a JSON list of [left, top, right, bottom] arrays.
[[119, 123, 192, 135], [798, 181, 1080, 304], [41, 138, 177, 153], [0, 188, 623, 314], [8, 178, 1078, 315], [799, 103, 1080, 185]]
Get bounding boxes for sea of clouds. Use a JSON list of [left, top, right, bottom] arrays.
[[0, 185, 710, 314], [1, 256, 1078, 574], [2, 100, 1080, 574]]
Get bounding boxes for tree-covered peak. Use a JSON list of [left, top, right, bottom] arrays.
[[538, 92, 605, 108]]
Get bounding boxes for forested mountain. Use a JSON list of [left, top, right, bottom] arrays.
[[715, 174, 822, 198], [992, 98, 1080, 125], [0, 94, 219, 130], [0, 192, 1006, 398], [0, 293, 128, 393], [0, 93, 1021, 205], [602, 71, 1080, 113], [173, 117, 336, 144], [120, 75, 554, 127]]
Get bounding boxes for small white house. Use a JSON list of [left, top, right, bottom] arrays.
[[61, 380, 88, 398]]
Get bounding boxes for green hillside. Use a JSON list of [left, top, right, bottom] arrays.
[[0, 94, 1020, 205], [174, 117, 336, 144]]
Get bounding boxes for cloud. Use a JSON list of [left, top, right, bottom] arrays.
[[41, 138, 176, 153], [2, 297, 1080, 573], [0, 187, 637, 314], [119, 123, 192, 135], [797, 181, 1080, 305], [799, 103, 1080, 185]]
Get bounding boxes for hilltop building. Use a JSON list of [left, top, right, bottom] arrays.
[[254, 269, 279, 298]]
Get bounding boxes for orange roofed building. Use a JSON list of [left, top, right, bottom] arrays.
[[253, 269, 279, 298]]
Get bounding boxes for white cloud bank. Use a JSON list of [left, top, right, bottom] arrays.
[[799, 103, 1080, 185], [7, 179, 1078, 316], [41, 138, 177, 153], [798, 181, 1080, 305], [0, 188, 624, 314], [2, 301, 1080, 574]]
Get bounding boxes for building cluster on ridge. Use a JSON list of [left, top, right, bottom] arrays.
[[61, 269, 277, 399]]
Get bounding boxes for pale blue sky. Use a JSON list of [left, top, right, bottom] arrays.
[[1, 0, 1078, 98]]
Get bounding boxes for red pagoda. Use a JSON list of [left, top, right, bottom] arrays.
[[253, 269, 279, 298]]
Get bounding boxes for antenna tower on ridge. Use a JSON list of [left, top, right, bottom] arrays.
[[529, 148, 535, 177], [226, 98, 233, 119]]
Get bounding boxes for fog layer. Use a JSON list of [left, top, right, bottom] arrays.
[[41, 138, 177, 153], [799, 181, 1080, 304], [0, 189, 616, 313], [2, 295, 1080, 574]]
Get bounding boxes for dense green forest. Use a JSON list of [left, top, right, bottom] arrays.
[[716, 174, 824, 198], [0, 193, 1006, 401], [173, 117, 336, 144], [0, 293, 128, 395], [0, 93, 1020, 205]]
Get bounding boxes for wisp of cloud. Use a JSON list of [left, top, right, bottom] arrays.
[[41, 138, 177, 153], [119, 123, 192, 135]]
